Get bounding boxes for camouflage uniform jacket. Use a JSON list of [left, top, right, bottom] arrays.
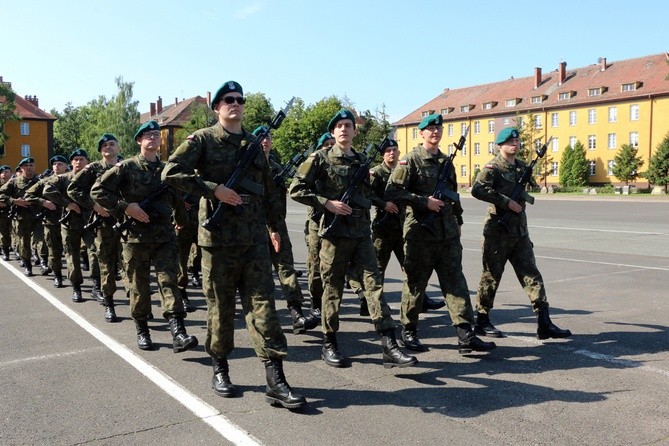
[[91, 155, 186, 243], [369, 162, 403, 234], [385, 144, 463, 241], [25, 177, 61, 226], [43, 171, 91, 230], [289, 143, 375, 239], [67, 160, 116, 211], [267, 155, 288, 221], [471, 154, 533, 237], [0, 174, 41, 220], [161, 122, 279, 247]]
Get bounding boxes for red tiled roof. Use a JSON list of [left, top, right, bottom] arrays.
[[394, 52, 669, 126], [140, 96, 208, 127], [0, 94, 56, 120]]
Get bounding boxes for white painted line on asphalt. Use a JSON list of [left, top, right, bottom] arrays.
[[0, 347, 104, 368], [529, 225, 667, 236], [1, 261, 263, 446]]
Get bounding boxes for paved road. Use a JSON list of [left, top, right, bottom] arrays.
[[1, 195, 668, 445]]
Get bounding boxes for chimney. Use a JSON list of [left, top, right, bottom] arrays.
[[534, 67, 542, 89], [175, 97, 178, 105], [150, 102, 156, 116], [157, 96, 163, 114], [207, 91, 211, 107], [25, 95, 39, 107], [558, 61, 567, 85], [599, 57, 607, 71]]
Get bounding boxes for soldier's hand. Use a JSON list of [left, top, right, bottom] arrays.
[[0, 202, 6, 208], [214, 184, 243, 206], [67, 202, 81, 214], [13, 198, 30, 208], [384, 201, 399, 214], [427, 196, 444, 212], [324, 200, 352, 215], [43, 201, 56, 211], [270, 231, 281, 253], [125, 203, 150, 223], [507, 200, 522, 213], [93, 203, 110, 217]]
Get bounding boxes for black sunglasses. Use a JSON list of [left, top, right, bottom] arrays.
[[223, 96, 246, 105]]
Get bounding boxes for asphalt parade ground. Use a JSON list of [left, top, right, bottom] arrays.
[[1, 195, 668, 446]]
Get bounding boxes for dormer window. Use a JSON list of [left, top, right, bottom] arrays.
[[505, 98, 520, 107], [482, 101, 497, 110], [588, 86, 607, 97], [558, 91, 575, 100], [531, 95, 546, 104], [460, 104, 474, 113], [621, 82, 641, 92], [441, 107, 454, 115]]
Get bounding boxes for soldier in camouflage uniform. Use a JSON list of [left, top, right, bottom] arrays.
[[175, 192, 199, 312], [91, 121, 197, 352], [25, 155, 69, 285], [254, 125, 318, 335], [0, 165, 14, 261], [68, 134, 123, 322], [0, 157, 43, 276], [289, 109, 417, 369], [386, 113, 496, 354], [471, 127, 572, 340], [162, 82, 305, 409]]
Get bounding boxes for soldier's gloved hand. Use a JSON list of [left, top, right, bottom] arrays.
[[214, 184, 243, 206], [125, 203, 150, 223]]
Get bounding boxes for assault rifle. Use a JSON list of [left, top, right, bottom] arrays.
[[319, 137, 392, 239], [497, 136, 553, 232], [202, 97, 295, 232], [113, 183, 171, 240], [273, 144, 315, 187], [84, 213, 116, 232], [420, 125, 469, 235]]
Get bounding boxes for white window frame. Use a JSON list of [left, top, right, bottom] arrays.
[[607, 160, 615, 175], [20, 122, 30, 136], [474, 121, 480, 134], [588, 109, 596, 124], [488, 142, 494, 154], [21, 144, 30, 157], [588, 135, 596, 150], [569, 136, 577, 148], [629, 131, 639, 147], [551, 112, 559, 128], [608, 107, 617, 123], [551, 162, 559, 176], [412, 128, 418, 139], [474, 142, 480, 155], [589, 160, 596, 176], [630, 104, 639, 121], [460, 165, 467, 178], [447, 124, 454, 137], [551, 138, 559, 152], [487, 120, 494, 133], [569, 111, 577, 126], [608, 133, 617, 149]]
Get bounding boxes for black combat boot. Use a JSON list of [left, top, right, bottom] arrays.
[[53, 271, 64, 288], [190, 267, 201, 288], [310, 298, 322, 320], [1, 247, 9, 261], [399, 326, 429, 352], [39, 258, 51, 276], [22, 259, 33, 277], [103, 296, 118, 323], [322, 332, 347, 368], [421, 295, 446, 313], [135, 320, 154, 350], [290, 306, 318, 334], [92, 277, 104, 304], [179, 287, 195, 313], [358, 290, 370, 316], [537, 307, 572, 340], [72, 283, 83, 302], [475, 312, 503, 338], [169, 317, 199, 353], [212, 357, 235, 398], [381, 329, 418, 369], [456, 323, 497, 354], [264, 358, 307, 409]]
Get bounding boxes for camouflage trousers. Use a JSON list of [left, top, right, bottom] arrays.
[[400, 237, 474, 329], [122, 240, 185, 321], [269, 219, 304, 310], [62, 227, 98, 285], [14, 218, 44, 261], [319, 236, 395, 334], [201, 244, 287, 361], [348, 227, 405, 294], [475, 235, 548, 314], [304, 218, 323, 304], [0, 213, 11, 250], [95, 223, 121, 297], [176, 218, 197, 289], [43, 223, 63, 274]]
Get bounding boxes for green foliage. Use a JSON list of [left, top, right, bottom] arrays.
[[0, 82, 20, 149], [641, 132, 669, 191], [174, 103, 215, 147], [612, 143, 644, 184], [559, 143, 574, 186], [51, 102, 84, 157], [471, 166, 481, 184], [515, 111, 541, 164], [559, 141, 589, 187], [242, 92, 275, 132]]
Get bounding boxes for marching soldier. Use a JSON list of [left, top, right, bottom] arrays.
[[471, 127, 572, 340], [0, 165, 14, 261]]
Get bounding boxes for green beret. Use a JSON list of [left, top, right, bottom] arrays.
[[18, 157, 35, 167], [495, 127, 520, 145], [316, 132, 333, 149], [328, 109, 356, 132], [211, 81, 243, 109], [49, 155, 68, 165], [98, 133, 118, 151], [69, 148, 88, 161], [0, 165, 11, 172], [252, 125, 269, 136], [134, 120, 160, 140], [417, 114, 443, 130]]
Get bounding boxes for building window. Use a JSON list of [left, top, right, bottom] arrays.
[[629, 131, 639, 147], [412, 128, 418, 139], [621, 83, 637, 92], [608, 107, 617, 123], [534, 115, 542, 128], [607, 160, 615, 175], [460, 105, 470, 113], [551, 162, 559, 176], [20, 122, 30, 136], [569, 136, 577, 148], [569, 111, 577, 126], [531, 95, 544, 104], [588, 135, 596, 150], [588, 87, 602, 97], [517, 117, 525, 128], [558, 92, 571, 100], [460, 165, 466, 177], [608, 133, 617, 149], [589, 161, 596, 176], [440, 108, 450, 115], [474, 142, 480, 155], [505, 98, 519, 107], [421, 111, 429, 118], [474, 121, 480, 134], [630, 104, 639, 121], [488, 142, 494, 154], [551, 112, 559, 128], [551, 138, 559, 152], [447, 123, 454, 137], [461, 123, 467, 136], [21, 144, 31, 157], [461, 144, 466, 156], [488, 120, 494, 133], [588, 109, 596, 124], [482, 103, 492, 110], [503, 118, 510, 125]]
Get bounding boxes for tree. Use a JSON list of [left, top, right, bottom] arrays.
[[642, 132, 669, 192], [612, 143, 644, 184], [0, 82, 19, 150], [516, 111, 541, 164], [174, 102, 216, 147], [242, 92, 275, 132], [52, 102, 85, 157], [559, 141, 589, 187], [559, 143, 575, 187], [471, 166, 481, 184]]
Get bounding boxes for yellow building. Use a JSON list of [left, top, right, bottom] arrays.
[[393, 53, 669, 187], [0, 77, 55, 173]]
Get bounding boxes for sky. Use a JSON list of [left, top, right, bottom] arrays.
[[1, 0, 667, 123]]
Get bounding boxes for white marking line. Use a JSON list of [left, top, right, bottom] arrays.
[[507, 335, 669, 378], [0, 348, 104, 368], [1, 261, 263, 446], [466, 221, 668, 236]]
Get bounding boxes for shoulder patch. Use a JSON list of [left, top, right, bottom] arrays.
[[369, 169, 375, 176], [399, 160, 408, 165], [186, 134, 195, 140], [485, 164, 494, 169]]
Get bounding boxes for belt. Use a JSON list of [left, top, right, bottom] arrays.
[[349, 208, 364, 218], [239, 194, 251, 205]]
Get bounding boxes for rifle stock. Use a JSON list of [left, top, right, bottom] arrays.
[[112, 182, 171, 239]]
